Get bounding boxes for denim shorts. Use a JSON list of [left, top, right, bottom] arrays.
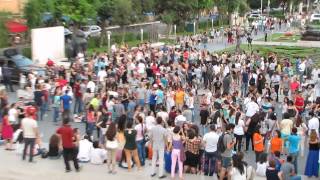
[[221, 157, 232, 168]]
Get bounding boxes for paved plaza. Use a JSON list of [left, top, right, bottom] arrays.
[[0, 87, 317, 180]]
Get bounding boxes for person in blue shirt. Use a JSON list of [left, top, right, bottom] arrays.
[[156, 88, 164, 106], [149, 87, 157, 114], [60, 90, 72, 118], [287, 127, 301, 173]]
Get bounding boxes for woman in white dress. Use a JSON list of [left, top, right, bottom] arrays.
[[229, 154, 247, 180], [166, 87, 175, 112]]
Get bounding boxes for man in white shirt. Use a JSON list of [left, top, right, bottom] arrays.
[[90, 141, 107, 165], [202, 125, 220, 176], [245, 97, 260, 118], [87, 78, 96, 93], [174, 110, 187, 127], [308, 111, 319, 136], [77, 135, 93, 162], [156, 106, 169, 122], [97, 67, 107, 84], [21, 106, 39, 162]]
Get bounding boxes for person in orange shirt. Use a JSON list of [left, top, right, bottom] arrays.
[[175, 87, 185, 110], [253, 128, 264, 162], [270, 130, 283, 154]]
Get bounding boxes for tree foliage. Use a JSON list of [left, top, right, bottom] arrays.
[[154, 0, 197, 25], [23, 0, 44, 28], [54, 0, 97, 25]]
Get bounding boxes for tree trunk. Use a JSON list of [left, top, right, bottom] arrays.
[[121, 26, 127, 44], [99, 20, 107, 47], [166, 24, 172, 39], [289, 1, 293, 15]]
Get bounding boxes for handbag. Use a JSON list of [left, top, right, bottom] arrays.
[[106, 138, 118, 149]]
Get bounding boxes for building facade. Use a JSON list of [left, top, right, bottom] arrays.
[[0, 0, 27, 14]]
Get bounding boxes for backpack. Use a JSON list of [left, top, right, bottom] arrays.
[[217, 133, 226, 153], [249, 77, 255, 86]]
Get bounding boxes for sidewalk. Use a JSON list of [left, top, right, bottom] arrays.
[[252, 40, 320, 48], [195, 29, 286, 52]]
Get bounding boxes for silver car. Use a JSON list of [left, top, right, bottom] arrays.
[[80, 25, 102, 38]]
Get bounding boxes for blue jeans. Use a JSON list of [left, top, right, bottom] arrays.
[[136, 140, 146, 166], [73, 97, 83, 114], [289, 152, 299, 173], [290, 176, 301, 180], [87, 122, 95, 135], [241, 83, 248, 97], [190, 108, 195, 122], [138, 99, 145, 107], [53, 107, 59, 123], [37, 104, 46, 121]]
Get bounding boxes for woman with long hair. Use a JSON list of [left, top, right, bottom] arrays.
[[2, 108, 14, 150], [47, 134, 61, 159], [233, 112, 245, 152], [52, 88, 61, 124], [184, 129, 201, 174], [295, 115, 308, 157], [86, 105, 96, 136], [253, 127, 264, 162], [105, 122, 118, 174], [256, 153, 268, 177], [170, 126, 185, 180], [229, 154, 247, 180], [304, 129, 319, 178], [134, 116, 147, 166], [123, 121, 141, 171], [270, 130, 283, 154]]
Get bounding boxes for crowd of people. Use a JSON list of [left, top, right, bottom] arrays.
[[0, 30, 319, 180]]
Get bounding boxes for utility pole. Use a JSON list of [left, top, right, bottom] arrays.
[[261, 0, 263, 16]]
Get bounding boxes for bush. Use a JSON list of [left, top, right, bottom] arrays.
[[87, 32, 149, 49], [0, 12, 11, 48], [22, 47, 31, 58], [87, 37, 100, 49]]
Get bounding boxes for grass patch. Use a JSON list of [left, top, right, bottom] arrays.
[[217, 45, 320, 68], [256, 33, 301, 42]]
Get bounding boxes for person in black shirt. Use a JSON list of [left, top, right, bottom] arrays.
[[2, 62, 14, 92], [266, 159, 280, 180], [241, 70, 249, 97], [47, 134, 61, 159], [34, 84, 44, 121]]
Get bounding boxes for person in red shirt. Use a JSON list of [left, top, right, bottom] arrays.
[[57, 118, 80, 172], [290, 77, 300, 93], [294, 91, 304, 114], [73, 79, 83, 115], [56, 75, 68, 88]]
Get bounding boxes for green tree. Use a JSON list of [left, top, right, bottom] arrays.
[[24, 0, 44, 28], [110, 0, 134, 43], [154, 0, 197, 35], [215, 0, 249, 25], [97, 0, 115, 46], [0, 12, 10, 48], [54, 0, 97, 26]]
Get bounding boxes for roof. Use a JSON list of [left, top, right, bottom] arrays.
[[5, 21, 28, 33]]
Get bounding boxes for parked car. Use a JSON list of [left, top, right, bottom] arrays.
[[0, 48, 46, 82], [64, 28, 73, 36], [80, 25, 101, 38], [310, 14, 320, 22]]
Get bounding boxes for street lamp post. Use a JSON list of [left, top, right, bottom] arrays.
[[174, 25, 177, 39], [140, 28, 143, 43], [261, 0, 263, 16], [107, 31, 111, 54], [193, 22, 196, 35], [211, 18, 214, 29]]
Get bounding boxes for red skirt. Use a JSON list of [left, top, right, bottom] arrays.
[[2, 124, 13, 140]]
